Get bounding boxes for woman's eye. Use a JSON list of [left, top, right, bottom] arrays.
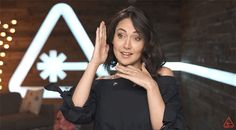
[[135, 36, 142, 41], [117, 33, 124, 39]]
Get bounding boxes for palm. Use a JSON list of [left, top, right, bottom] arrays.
[[115, 64, 155, 89], [91, 21, 109, 65]]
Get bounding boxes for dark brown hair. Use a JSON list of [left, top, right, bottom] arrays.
[[104, 6, 166, 76]]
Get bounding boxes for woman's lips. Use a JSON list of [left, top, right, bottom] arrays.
[[120, 52, 133, 58]]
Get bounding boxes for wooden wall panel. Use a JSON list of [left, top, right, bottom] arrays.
[[0, 0, 181, 94], [181, 0, 236, 129]]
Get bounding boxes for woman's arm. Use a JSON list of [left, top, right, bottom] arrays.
[[72, 21, 109, 107], [146, 67, 174, 129], [146, 80, 165, 129], [72, 62, 99, 107]]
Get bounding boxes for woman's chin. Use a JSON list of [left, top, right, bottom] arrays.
[[117, 60, 141, 67], [118, 62, 129, 66]]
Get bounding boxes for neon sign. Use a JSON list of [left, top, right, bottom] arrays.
[[8, 3, 236, 99], [9, 3, 108, 98]]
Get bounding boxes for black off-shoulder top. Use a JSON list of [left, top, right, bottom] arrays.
[[59, 76, 185, 130]]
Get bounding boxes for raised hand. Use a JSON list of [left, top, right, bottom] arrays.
[[90, 21, 109, 65], [115, 63, 157, 90]]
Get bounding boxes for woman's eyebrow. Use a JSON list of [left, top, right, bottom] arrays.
[[116, 28, 141, 35], [133, 31, 141, 34], [116, 28, 126, 32]]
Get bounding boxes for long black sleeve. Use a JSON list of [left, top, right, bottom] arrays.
[[157, 76, 185, 130], [60, 81, 98, 124]]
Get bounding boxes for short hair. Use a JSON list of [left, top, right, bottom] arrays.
[[104, 6, 166, 76]]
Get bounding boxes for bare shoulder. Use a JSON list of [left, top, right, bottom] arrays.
[[96, 75, 112, 80], [157, 67, 174, 77]]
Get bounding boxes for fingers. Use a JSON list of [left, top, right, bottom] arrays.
[[115, 64, 130, 75], [91, 21, 109, 64], [99, 21, 106, 46], [95, 27, 100, 46], [115, 63, 151, 77], [115, 63, 137, 75], [105, 44, 109, 52], [104, 22, 107, 44], [126, 65, 141, 71], [115, 72, 131, 81], [116, 63, 143, 72], [95, 21, 107, 49], [99, 21, 103, 45], [141, 63, 149, 73]]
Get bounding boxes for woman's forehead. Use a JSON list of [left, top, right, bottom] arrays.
[[116, 18, 133, 28], [115, 18, 140, 34]]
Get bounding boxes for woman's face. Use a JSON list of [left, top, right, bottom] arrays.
[[113, 18, 144, 68]]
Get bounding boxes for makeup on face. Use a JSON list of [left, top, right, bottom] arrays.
[[112, 18, 144, 68]]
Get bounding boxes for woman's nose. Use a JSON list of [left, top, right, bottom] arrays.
[[124, 38, 131, 49]]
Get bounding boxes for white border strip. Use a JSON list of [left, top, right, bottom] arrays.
[[164, 62, 236, 87]]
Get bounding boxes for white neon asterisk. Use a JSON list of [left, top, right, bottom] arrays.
[[37, 50, 67, 82]]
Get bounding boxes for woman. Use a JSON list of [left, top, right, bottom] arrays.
[[59, 6, 185, 130]]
